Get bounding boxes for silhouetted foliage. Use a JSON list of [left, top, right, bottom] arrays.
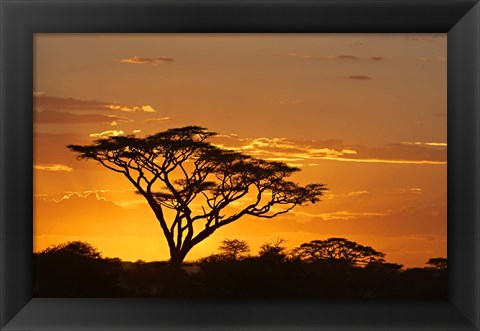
[[39, 241, 102, 259], [293, 238, 385, 265], [426, 257, 447, 270], [218, 239, 250, 260], [68, 126, 326, 267], [34, 241, 125, 297], [34, 240, 447, 299], [258, 238, 288, 264]]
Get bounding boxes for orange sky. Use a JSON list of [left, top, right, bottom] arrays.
[[33, 34, 447, 267]]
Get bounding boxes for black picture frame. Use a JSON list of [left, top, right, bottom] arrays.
[[1, 0, 479, 329]]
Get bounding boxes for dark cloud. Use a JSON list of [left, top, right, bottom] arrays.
[[35, 95, 109, 112], [336, 55, 359, 60], [353, 143, 446, 163], [35, 110, 131, 124], [370, 57, 385, 61], [348, 75, 372, 80], [404, 35, 445, 42], [34, 95, 157, 113], [299, 205, 447, 237]]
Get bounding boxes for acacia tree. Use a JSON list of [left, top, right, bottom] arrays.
[[259, 238, 287, 260], [68, 126, 326, 267], [426, 257, 447, 270], [294, 238, 385, 265], [218, 239, 250, 260]]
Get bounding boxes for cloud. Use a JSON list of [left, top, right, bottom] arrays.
[[53, 191, 106, 203], [289, 53, 386, 63], [212, 135, 446, 165], [36, 189, 142, 206], [293, 210, 386, 221], [418, 56, 446, 62], [335, 55, 359, 60], [144, 117, 171, 123], [402, 142, 447, 147], [395, 188, 423, 195], [89, 130, 124, 138], [34, 164, 73, 172], [404, 35, 446, 42], [268, 99, 302, 105], [347, 190, 369, 196], [118, 56, 175, 65], [35, 94, 157, 113], [33, 91, 45, 96], [35, 110, 132, 124], [288, 52, 313, 59], [341, 149, 357, 155], [105, 105, 156, 113], [347, 75, 372, 80], [318, 156, 445, 165], [35, 95, 110, 112]]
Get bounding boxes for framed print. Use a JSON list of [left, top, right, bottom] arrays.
[[1, 0, 479, 330]]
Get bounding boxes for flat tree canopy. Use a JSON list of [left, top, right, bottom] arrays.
[[68, 126, 326, 267], [294, 238, 385, 265]]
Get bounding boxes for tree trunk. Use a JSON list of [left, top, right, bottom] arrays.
[[164, 248, 189, 296], [168, 247, 189, 269], [169, 254, 184, 269]]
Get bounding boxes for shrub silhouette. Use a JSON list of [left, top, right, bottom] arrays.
[[34, 240, 447, 299], [34, 241, 125, 297]]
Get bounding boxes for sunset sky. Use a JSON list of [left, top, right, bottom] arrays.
[[33, 34, 447, 267]]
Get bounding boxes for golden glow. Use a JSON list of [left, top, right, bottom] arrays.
[[34, 164, 73, 172], [33, 34, 447, 267]]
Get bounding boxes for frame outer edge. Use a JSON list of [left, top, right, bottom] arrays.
[[0, 0, 35, 328], [0, 0, 479, 330], [448, 2, 480, 329]]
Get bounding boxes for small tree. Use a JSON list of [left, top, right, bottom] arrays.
[[295, 238, 385, 265], [259, 238, 288, 262], [68, 126, 326, 268], [218, 239, 250, 260], [38, 241, 102, 259], [426, 257, 447, 270]]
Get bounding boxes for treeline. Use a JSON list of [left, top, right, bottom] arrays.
[[34, 239, 447, 299]]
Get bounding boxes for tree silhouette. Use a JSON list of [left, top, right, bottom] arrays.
[[258, 238, 288, 262], [68, 126, 326, 267], [218, 239, 250, 260], [426, 257, 447, 270], [294, 238, 385, 265], [39, 241, 102, 259]]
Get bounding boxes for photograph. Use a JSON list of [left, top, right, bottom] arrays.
[[33, 33, 447, 299]]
